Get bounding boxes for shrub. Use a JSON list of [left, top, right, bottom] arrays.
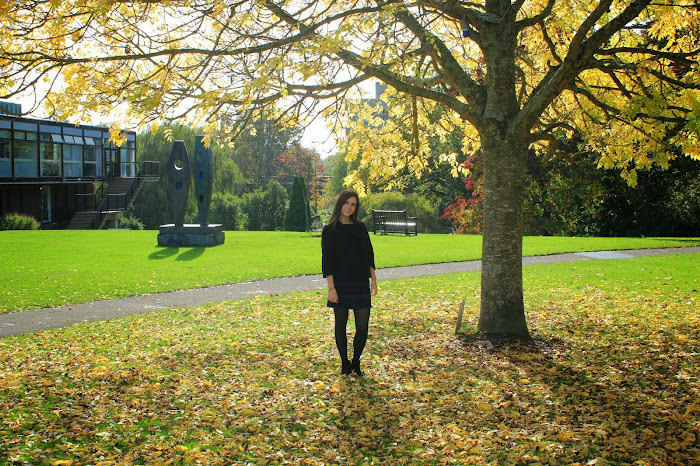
[[263, 179, 288, 231], [118, 215, 145, 230], [209, 193, 244, 231], [0, 213, 41, 230], [441, 155, 483, 234], [241, 180, 289, 231]]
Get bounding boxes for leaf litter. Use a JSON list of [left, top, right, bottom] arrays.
[[0, 257, 698, 465]]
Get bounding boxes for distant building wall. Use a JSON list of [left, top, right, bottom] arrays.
[[0, 108, 136, 227]]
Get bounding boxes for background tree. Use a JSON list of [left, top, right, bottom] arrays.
[[224, 115, 299, 191], [275, 144, 322, 190], [319, 151, 350, 208], [3, 0, 699, 337], [595, 155, 700, 237]]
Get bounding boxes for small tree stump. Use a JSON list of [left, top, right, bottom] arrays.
[[455, 299, 465, 335]]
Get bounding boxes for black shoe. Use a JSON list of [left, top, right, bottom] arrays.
[[351, 360, 363, 377], [341, 360, 352, 375]]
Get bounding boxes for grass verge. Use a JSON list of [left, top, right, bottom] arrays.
[[0, 253, 698, 464], [1, 230, 698, 313]]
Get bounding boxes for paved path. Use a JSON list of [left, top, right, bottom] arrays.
[[1, 247, 698, 338]]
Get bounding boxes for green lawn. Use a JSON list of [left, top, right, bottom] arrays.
[[1, 230, 698, 313], [1, 253, 697, 464]]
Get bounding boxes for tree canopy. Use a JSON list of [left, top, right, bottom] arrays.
[[2, 0, 699, 336]]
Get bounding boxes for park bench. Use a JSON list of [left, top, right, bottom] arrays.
[[372, 209, 418, 236]]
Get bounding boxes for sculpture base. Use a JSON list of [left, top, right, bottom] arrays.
[[157, 224, 225, 247]]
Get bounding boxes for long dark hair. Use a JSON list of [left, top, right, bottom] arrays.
[[327, 189, 361, 227]]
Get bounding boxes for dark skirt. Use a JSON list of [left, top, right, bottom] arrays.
[[327, 280, 372, 310]]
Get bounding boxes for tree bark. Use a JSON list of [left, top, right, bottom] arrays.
[[474, 11, 530, 338], [478, 134, 529, 338]]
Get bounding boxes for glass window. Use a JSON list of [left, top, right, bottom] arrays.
[[63, 127, 81, 136], [0, 129, 10, 177], [64, 144, 82, 177], [41, 141, 61, 177], [40, 124, 62, 134], [83, 146, 100, 177], [14, 139, 38, 177], [51, 134, 63, 143], [14, 122, 38, 132], [95, 145, 102, 176], [121, 141, 136, 177]]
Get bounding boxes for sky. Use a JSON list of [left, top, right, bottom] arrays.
[[300, 118, 338, 160], [7, 79, 384, 161]]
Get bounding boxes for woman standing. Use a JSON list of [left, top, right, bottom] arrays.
[[322, 189, 378, 376]]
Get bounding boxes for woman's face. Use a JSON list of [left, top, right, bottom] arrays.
[[341, 196, 358, 218]]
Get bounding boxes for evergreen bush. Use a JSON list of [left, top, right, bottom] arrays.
[[284, 176, 310, 231], [0, 213, 41, 230]]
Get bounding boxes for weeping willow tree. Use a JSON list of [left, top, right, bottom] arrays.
[[2, 0, 699, 337]]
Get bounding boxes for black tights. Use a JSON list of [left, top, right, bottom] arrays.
[[334, 307, 370, 364]]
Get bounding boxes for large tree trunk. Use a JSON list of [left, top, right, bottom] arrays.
[[478, 134, 530, 337]]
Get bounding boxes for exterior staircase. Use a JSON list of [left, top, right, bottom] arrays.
[[66, 211, 99, 230], [66, 162, 159, 229]]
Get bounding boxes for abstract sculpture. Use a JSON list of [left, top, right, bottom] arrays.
[[194, 135, 213, 227], [157, 137, 225, 247], [168, 140, 191, 227]]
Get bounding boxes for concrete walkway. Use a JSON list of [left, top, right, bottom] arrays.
[[1, 246, 698, 338]]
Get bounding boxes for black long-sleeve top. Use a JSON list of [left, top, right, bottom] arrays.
[[321, 221, 375, 281]]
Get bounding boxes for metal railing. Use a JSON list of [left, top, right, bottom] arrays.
[[82, 161, 159, 229], [75, 193, 97, 212]]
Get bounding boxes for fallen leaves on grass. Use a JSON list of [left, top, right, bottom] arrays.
[[1, 262, 698, 465]]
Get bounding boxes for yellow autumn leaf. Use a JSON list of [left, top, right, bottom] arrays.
[[556, 432, 575, 442], [476, 402, 492, 412]]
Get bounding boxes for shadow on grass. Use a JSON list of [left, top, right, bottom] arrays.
[[149, 247, 179, 260], [148, 247, 206, 261], [175, 247, 206, 261]]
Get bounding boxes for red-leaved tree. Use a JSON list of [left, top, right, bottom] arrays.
[[442, 153, 483, 234]]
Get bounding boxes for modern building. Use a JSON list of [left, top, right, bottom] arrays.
[[0, 102, 158, 229]]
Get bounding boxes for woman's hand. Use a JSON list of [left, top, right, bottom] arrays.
[[328, 287, 339, 303], [370, 279, 378, 296]]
